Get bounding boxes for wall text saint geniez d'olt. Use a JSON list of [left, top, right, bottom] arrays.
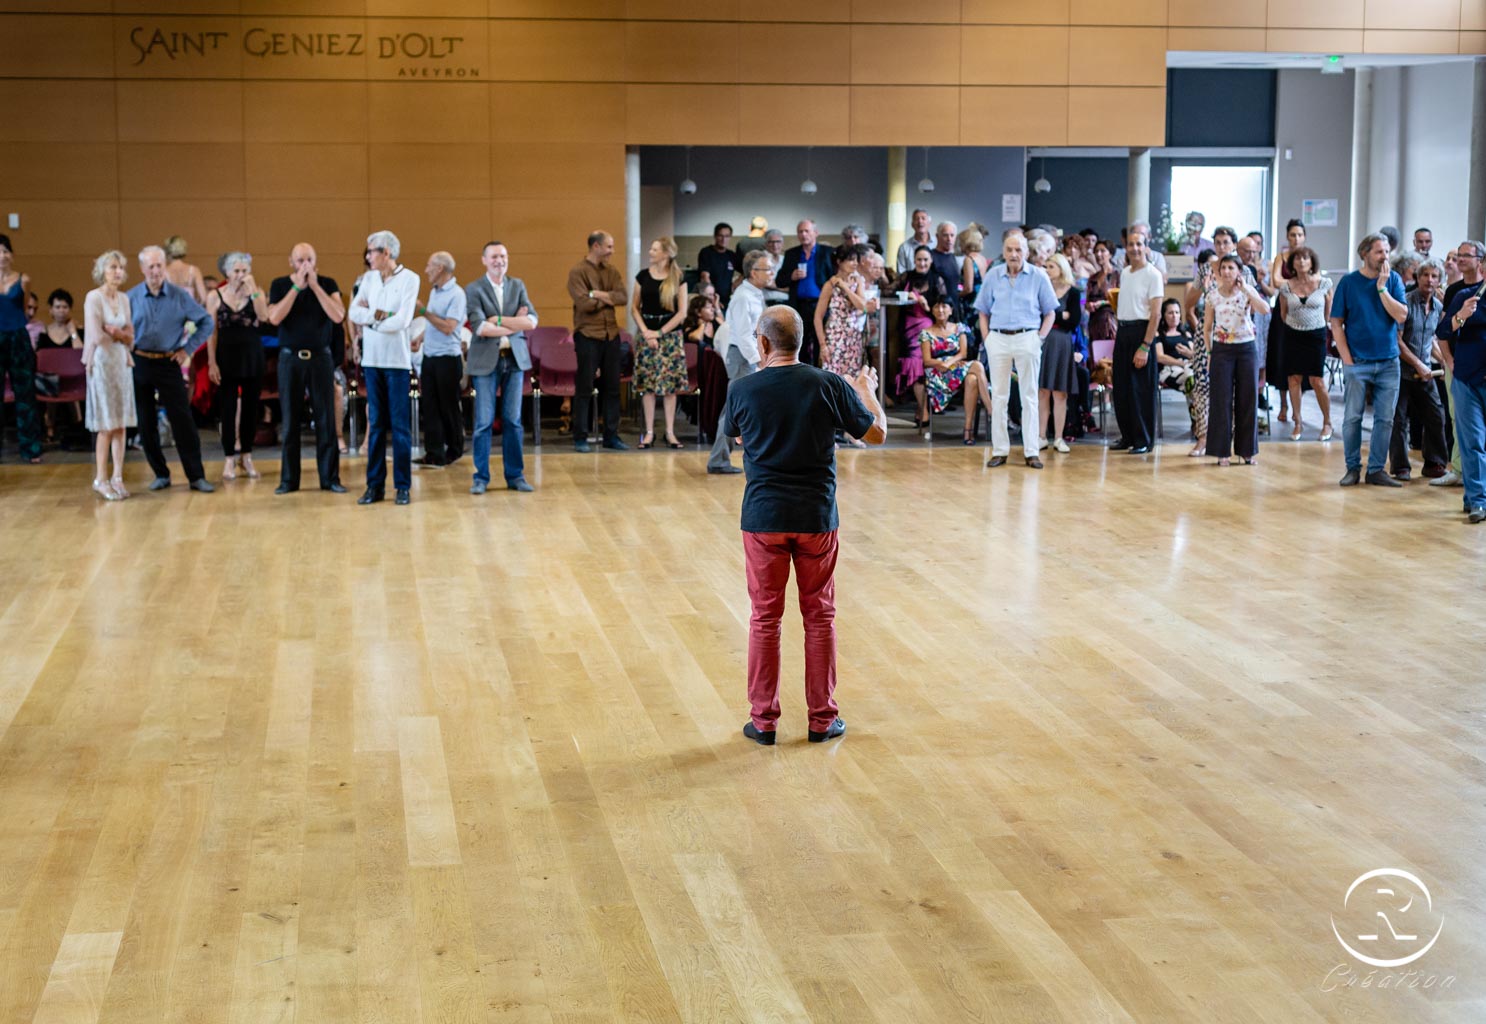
[[128, 25, 481, 77]]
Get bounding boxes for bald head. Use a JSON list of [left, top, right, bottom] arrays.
[[757, 304, 803, 357], [290, 243, 318, 278]]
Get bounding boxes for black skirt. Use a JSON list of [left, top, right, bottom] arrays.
[[1283, 325, 1326, 379]]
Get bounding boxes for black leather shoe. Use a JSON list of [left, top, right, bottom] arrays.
[[808, 717, 846, 743], [507, 479, 534, 492], [602, 437, 630, 451], [986, 455, 1007, 467], [1110, 442, 1132, 451], [321, 482, 347, 493], [742, 723, 776, 746], [357, 489, 384, 505], [574, 439, 592, 453], [708, 465, 743, 475], [1127, 445, 1151, 454], [1025, 456, 1044, 469], [1339, 468, 1361, 487], [395, 488, 410, 505], [1469, 507, 1486, 523], [275, 483, 298, 495], [1365, 470, 1402, 488]]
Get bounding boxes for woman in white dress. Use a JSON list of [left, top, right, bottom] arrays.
[[83, 250, 137, 500]]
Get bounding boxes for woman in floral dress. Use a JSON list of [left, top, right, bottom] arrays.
[[920, 296, 991, 444], [630, 237, 689, 448]]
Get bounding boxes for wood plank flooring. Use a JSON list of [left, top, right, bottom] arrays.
[[1, 440, 1483, 1023]]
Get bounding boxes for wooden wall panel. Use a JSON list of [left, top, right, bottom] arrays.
[[624, 85, 740, 144], [243, 200, 370, 257], [0, 81, 117, 142], [1167, 27, 1268, 51], [853, 0, 958, 22], [1067, 87, 1165, 146], [960, 87, 1069, 145], [7, 3, 1466, 324], [3, 144, 119, 201], [851, 25, 961, 84], [735, 24, 850, 85], [0, 15, 113, 77], [244, 144, 371, 199], [848, 86, 959, 145], [120, 200, 246, 258], [243, 83, 370, 142], [1069, 28, 1167, 86], [623, 21, 737, 82], [1363, 0, 1460, 29], [369, 144, 492, 198], [961, 0, 1070, 23], [1168, 0, 1267, 27], [1070, 0, 1166, 26], [118, 143, 247, 199], [737, 86, 852, 146], [960, 27, 1070, 86], [490, 144, 628, 199], [115, 82, 243, 143]]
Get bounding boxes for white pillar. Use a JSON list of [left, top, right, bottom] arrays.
[[1127, 147, 1150, 227], [1469, 58, 1486, 241], [1349, 68, 1373, 259], [625, 146, 640, 334]]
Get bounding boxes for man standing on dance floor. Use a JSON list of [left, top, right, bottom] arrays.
[[348, 229, 419, 505], [268, 243, 346, 494], [721, 306, 886, 746], [128, 245, 215, 492], [706, 249, 773, 475]]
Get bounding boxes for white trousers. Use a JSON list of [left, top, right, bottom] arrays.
[[987, 330, 1043, 457]]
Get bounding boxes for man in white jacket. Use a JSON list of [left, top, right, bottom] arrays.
[[348, 229, 420, 505], [707, 250, 773, 475]]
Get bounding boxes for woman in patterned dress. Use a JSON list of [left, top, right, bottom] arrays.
[[816, 242, 871, 380], [920, 296, 991, 444], [630, 237, 689, 449], [83, 250, 137, 500]]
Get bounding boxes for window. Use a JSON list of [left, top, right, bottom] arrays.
[[1169, 165, 1270, 241]]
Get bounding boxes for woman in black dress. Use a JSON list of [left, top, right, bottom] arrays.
[[1038, 254, 1082, 454], [206, 252, 270, 480]]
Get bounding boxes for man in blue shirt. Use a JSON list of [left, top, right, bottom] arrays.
[[779, 220, 834, 367], [1329, 233, 1408, 487], [1436, 281, 1486, 521], [414, 250, 467, 468], [127, 244, 215, 492], [974, 232, 1058, 468]]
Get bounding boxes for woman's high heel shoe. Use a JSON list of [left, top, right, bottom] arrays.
[[665, 434, 684, 449], [241, 454, 260, 478], [637, 432, 654, 450], [1319, 424, 1334, 442], [93, 479, 120, 501], [222, 455, 238, 481], [111, 476, 130, 499], [962, 428, 975, 445]]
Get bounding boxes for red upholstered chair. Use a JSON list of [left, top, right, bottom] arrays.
[[533, 333, 578, 447], [682, 340, 703, 444], [36, 348, 87, 406], [1088, 338, 1116, 438]]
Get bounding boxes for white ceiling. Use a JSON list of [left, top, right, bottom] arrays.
[[1166, 50, 1476, 70]]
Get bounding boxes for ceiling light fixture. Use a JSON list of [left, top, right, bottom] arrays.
[[917, 147, 935, 193], [800, 146, 818, 195], [679, 146, 697, 195]]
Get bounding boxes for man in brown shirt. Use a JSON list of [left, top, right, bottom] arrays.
[[566, 230, 630, 451]]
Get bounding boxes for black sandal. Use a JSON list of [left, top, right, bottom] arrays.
[[962, 429, 975, 445], [666, 435, 684, 449], [638, 433, 654, 449]]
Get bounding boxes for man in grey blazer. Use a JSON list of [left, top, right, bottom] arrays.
[[465, 241, 537, 493]]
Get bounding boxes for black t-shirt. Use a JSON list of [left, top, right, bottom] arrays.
[[697, 246, 740, 303], [721, 363, 875, 533], [269, 275, 339, 351]]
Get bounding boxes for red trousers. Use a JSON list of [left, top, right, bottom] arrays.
[[742, 530, 840, 733]]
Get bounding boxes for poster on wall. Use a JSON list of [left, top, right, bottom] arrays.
[[1302, 199, 1339, 228], [1001, 194, 1023, 223]]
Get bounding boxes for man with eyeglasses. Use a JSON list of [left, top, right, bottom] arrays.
[[1433, 241, 1486, 490]]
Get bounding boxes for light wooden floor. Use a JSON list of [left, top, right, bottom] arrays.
[[1, 442, 1483, 1024]]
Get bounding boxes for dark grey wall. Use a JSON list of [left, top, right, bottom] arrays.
[[1024, 158, 1129, 240], [1166, 69, 1277, 148]]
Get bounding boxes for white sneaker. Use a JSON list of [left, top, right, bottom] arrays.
[[1053, 438, 1070, 453], [1430, 470, 1462, 487], [1038, 439, 1049, 451]]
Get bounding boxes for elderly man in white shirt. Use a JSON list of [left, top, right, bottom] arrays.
[[707, 249, 773, 474], [348, 229, 420, 505]]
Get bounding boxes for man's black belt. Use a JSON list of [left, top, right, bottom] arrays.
[[991, 327, 1038, 334]]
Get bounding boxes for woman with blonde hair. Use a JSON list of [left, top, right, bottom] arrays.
[[959, 230, 990, 303], [631, 236, 689, 448], [83, 250, 137, 499], [1038, 253, 1082, 453], [206, 251, 270, 480], [162, 234, 209, 305]]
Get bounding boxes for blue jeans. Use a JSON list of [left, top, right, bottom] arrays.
[[364, 366, 411, 492], [471, 361, 525, 485], [1341, 359, 1400, 474], [1451, 375, 1486, 510]]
